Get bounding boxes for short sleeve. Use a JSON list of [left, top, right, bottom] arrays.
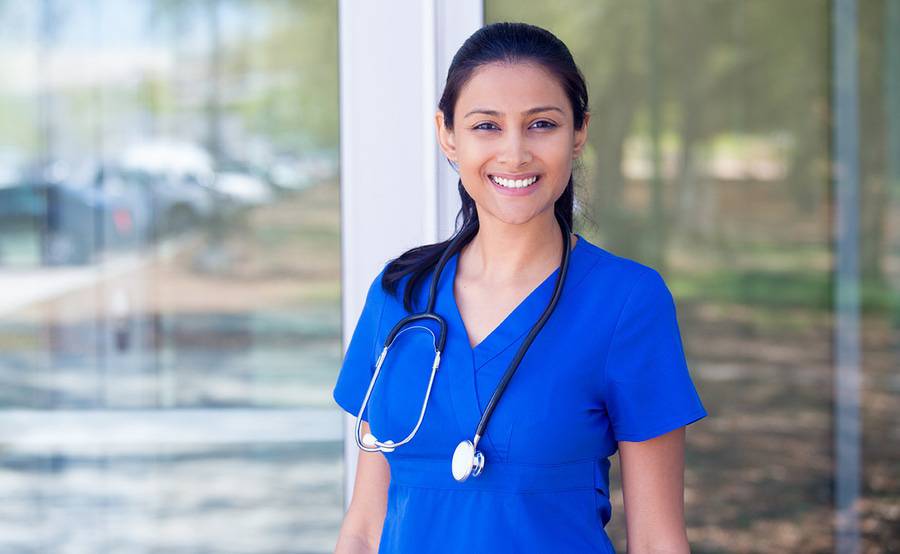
[[601, 268, 708, 442], [332, 267, 388, 422]]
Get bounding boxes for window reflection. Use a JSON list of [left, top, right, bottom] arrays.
[[486, 1, 899, 552], [0, 0, 341, 551]]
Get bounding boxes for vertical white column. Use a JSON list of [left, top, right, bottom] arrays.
[[337, 0, 482, 513], [434, 0, 483, 238]]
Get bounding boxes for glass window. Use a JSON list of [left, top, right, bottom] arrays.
[[485, 1, 899, 551], [0, 1, 342, 551]]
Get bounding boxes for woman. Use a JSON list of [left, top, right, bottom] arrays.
[[333, 22, 707, 553]]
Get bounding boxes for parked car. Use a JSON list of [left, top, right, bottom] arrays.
[[214, 158, 275, 207], [0, 165, 145, 265], [97, 164, 217, 238], [118, 141, 224, 231]]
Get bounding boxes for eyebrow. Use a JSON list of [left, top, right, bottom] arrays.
[[463, 106, 565, 118]]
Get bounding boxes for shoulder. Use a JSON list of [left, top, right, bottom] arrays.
[[575, 236, 670, 303], [358, 263, 391, 319]]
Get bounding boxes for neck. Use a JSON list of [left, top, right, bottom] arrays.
[[460, 211, 576, 286]]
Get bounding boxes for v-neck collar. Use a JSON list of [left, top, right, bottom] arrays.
[[439, 232, 587, 370], [430, 232, 594, 458]]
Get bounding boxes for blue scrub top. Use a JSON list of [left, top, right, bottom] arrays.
[[333, 233, 708, 553]]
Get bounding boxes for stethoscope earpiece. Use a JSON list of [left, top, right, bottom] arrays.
[[362, 432, 396, 452]]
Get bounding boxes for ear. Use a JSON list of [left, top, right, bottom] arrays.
[[573, 111, 591, 159], [435, 110, 458, 162]]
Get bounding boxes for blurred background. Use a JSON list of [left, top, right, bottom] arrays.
[[0, 0, 897, 553], [0, 1, 341, 552]]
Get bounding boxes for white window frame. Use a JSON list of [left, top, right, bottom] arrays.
[[337, 0, 483, 510]]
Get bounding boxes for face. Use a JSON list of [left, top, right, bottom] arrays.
[[436, 62, 590, 228]]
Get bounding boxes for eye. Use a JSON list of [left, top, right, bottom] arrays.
[[473, 122, 499, 131], [531, 120, 557, 129]]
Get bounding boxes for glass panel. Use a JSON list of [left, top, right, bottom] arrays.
[[0, 0, 341, 551], [0, 442, 342, 552], [483, 1, 895, 551], [859, 0, 900, 550]]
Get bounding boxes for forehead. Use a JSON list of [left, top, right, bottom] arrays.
[[457, 62, 570, 117]]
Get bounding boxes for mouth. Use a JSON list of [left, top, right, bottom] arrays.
[[487, 173, 542, 190]]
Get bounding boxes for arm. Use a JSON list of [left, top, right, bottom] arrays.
[[334, 420, 391, 553], [618, 426, 691, 554]]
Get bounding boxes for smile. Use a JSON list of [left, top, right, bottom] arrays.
[[489, 174, 541, 189]]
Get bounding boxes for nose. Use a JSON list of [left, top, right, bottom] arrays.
[[496, 128, 532, 167]]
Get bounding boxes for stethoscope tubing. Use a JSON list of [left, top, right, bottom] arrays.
[[354, 213, 572, 476], [354, 325, 441, 453], [473, 215, 572, 446], [353, 226, 471, 453]]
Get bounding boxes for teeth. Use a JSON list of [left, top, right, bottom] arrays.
[[490, 175, 539, 188]]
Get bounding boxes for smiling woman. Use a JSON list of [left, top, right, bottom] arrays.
[[333, 21, 707, 554]]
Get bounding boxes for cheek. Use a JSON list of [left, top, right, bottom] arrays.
[[456, 140, 489, 165], [543, 138, 575, 165]]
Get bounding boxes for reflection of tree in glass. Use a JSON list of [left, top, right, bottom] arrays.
[[485, 1, 900, 552]]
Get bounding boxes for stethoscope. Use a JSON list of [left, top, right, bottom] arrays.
[[354, 214, 573, 482]]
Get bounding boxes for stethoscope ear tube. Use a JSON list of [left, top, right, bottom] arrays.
[[383, 313, 447, 353], [355, 340, 443, 453], [353, 225, 474, 455]]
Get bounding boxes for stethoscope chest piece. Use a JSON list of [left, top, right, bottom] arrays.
[[451, 439, 484, 482]]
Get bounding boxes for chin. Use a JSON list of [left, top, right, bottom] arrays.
[[489, 208, 547, 227]]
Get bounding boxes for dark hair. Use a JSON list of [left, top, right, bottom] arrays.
[[381, 21, 590, 312]]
